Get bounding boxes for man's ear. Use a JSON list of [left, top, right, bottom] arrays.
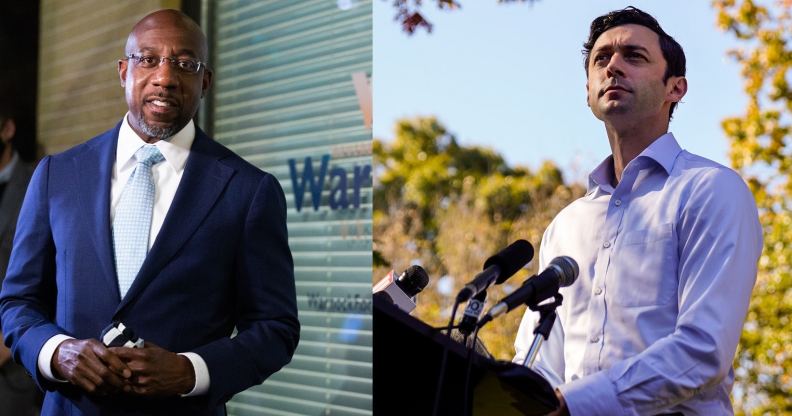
[[201, 68, 213, 99], [0, 118, 15, 143], [118, 59, 128, 87], [667, 76, 687, 104]]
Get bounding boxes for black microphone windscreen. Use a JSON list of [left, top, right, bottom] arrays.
[[551, 256, 579, 287], [483, 240, 534, 284], [396, 265, 430, 297]]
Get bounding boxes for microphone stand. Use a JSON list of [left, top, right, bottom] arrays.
[[522, 293, 563, 368], [462, 325, 482, 416], [432, 299, 461, 416]]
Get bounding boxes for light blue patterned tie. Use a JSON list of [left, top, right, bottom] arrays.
[[113, 145, 164, 298]]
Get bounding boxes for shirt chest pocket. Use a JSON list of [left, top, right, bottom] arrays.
[[609, 223, 678, 307]]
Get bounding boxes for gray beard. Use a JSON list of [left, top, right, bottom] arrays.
[[136, 111, 178, 141]]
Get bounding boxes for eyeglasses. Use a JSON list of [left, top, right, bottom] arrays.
[[125, 54, 206, 74]]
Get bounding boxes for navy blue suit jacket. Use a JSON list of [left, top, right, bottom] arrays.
[[0, 122, 300, 415]]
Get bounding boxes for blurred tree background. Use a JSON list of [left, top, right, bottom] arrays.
[[714, 0, 792, 414], [372, 117, 584, 359], [375, 0, 791, 413]]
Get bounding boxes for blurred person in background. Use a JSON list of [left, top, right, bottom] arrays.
[[0, 91, 40, 416]]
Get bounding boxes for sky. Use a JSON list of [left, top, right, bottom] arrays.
[[373, 0, 747, 183]]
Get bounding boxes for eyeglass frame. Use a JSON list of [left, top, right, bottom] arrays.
[[124, 53, 208, 75]]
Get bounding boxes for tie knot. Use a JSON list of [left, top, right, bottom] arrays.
[[135, 145, 164, 167]]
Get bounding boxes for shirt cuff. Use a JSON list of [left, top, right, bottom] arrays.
[[178, 352, 210, 397], [558, 371, 623, 416], [37, 334, 74, 382]]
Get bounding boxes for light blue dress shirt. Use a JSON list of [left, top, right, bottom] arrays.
[[514, 133, 762, 415]]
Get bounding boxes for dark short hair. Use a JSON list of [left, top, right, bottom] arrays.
[[582, 6, 686, 119], [0, 86, 36, 161]]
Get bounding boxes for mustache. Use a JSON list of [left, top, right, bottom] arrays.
[[599, 78, 632, 96], [145, 92, 179, 105]]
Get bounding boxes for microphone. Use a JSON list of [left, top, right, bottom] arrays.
[[456, 240, 534, 303], [458, 290, 486, 336], [100, 321, 144, 348], [478, 256, 579, 326], [373, 265, 429, 313], [396, 265, 430, 297]]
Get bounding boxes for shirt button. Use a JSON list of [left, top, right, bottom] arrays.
[[603, 241, 611, 248], [591, 336, 600, 343], [594, 287, 603, 295], [614, 199, 622, 206]]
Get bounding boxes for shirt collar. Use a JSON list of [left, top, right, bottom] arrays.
[[118, 113, 194, 172], [588, 156, 615, 193], [637, 132, 682, 175], [587, 132, 683, 193]]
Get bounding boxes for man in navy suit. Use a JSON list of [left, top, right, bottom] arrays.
[[0, 9, 300, 415]]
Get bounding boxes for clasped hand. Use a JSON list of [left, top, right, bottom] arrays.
[[52, 339, 195, 397]]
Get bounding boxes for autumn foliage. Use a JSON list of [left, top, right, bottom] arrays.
[[714, 0, 792, 413], [373, 117, 584, 359]]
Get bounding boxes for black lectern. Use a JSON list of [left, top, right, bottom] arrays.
[[373, 296, 559, 415]]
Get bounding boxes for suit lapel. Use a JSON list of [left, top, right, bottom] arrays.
[[73, 124, 120, 302], [116, 130, 235, 314]]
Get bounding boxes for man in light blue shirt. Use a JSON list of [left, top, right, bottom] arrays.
[[514, 7, 763, 415]]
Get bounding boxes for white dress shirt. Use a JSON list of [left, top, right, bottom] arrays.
[[514, 133, 762, 415], [37, 114, 210, 396]]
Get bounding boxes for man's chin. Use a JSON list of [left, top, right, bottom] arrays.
[[600, 101, 631, 115], [138, 119, 180, 141]]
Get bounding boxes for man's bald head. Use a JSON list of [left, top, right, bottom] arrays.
[[125, 9, 208, 62], [118, 9, 212, 143]]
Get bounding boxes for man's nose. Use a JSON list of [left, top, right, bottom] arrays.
[[605, 54, 626, 78], [151, 60, 178, 89]]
